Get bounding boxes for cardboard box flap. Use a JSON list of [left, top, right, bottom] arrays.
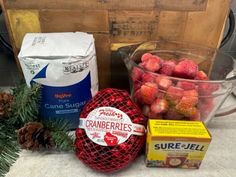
[[149, 120, 211, 139]]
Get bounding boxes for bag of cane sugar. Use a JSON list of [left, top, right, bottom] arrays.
[[18, 32, 98, 129]]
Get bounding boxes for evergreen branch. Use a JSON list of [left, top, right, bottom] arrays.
[[9, 83, 41, 127], [51, 131, 74, 151], [42, 119, 75, 151], [0, 121, 19, 177]]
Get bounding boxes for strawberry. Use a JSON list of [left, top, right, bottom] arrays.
[[156, 76, 172, 91], [175, 89, 199, 117], [183, 89, 198, 106], [197, 99, 214, 120], [156, 92, 165, 99], [198, 83, 219, 96], [133, 81, 142, 92], [142, 73, 155, 83], [190, 109, 201, 121], [150, 98, 169, 114], [142, 105, 150, 116], [159, 60, 176, 76], [141, 53, 153, 62], [199, 96, 214, 105], [175, 97, 198, 117], [131, 67, 143, 82], [104, 132, 118, 146], [173, 59, 198, 79], [140, 82, 158, 104], [176, 105, 197, 117], [176, 81, 196, 90], [142, 55, 162, 72], [166, 86, 184, 105], [195, 70, 208, 80], [164, 108, 184, 120], [148, 112, 163, 119], [133, 89, 143, 104]]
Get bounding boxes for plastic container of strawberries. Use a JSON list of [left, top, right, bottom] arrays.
[[122, 41, 236, 125]]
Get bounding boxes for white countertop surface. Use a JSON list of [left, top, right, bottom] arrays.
[[5, 96, 236, 177]]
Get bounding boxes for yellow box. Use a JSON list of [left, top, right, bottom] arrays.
[[146, 119, 211, 169]]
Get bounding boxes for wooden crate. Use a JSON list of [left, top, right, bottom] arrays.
[[0, 0, 230, 89]]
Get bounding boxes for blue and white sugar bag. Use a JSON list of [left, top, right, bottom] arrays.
[[18, 32, 98, 129]]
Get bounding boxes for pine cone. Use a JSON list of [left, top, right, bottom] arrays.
[[17, 122, 54, 150], [0, 92, 13, 119]]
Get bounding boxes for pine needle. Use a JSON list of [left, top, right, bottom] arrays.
[[43, 119, 75, 151], [9, 83, 41, 127], [0, 121, 19, 177]]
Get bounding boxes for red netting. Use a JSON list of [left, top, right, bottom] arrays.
[[75, 88, 147, 173]]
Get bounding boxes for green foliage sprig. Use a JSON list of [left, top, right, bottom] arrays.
[[0, 121, 19, 177], [0, 82, 75, 177], [9, 83, 41, 127], [43, 119, 75, 151]]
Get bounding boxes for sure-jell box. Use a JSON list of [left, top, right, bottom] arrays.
[[146, 119, 211, 169]]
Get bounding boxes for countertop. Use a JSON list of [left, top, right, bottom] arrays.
[[5, 96, 236, 177]]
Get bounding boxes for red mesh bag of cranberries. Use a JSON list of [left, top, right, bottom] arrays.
[[75, 88, 147, 173]]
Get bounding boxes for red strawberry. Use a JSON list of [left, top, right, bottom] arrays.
[[142, 56, 162, 72], [133, 81, 142, 92], [156, 76, 172, 91], [184, 89, 198, 97], [141, 53, 153, 62], [156, 92, 165, 99], [176, 105, 197, 117], [134, 89, 143, 104], [173, 59, 198, 79], [142, 73, 155, 83], [195, 70, 208, 80], [199, 97, 214, 105], [131, 67, 143, 82], [104, 132, 118, 146], [142, 105, 150, 116], [140, 82, 158, 104], [142, 102, 163, 119], [176, 81, 196, 90], [190, 109, 201, 121], [148, 112, 162, 119], [183, 89, 198, 106], [166, 86, 184, 105], [197, 100, 214, 120], [198, 83, 219, 96], [175, 97, 198, 117], [150, 98, 169, 114], [159, 60, 176, 76], [164, 108, 184, 120]]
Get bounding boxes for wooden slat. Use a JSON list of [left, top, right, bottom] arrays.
[[3, 0, 207, 11], [40, 10, 109, 33], [7, 10, 41, 49], [152, 11, 187, 40], [156, 0, 208, 11], [109, 11, 159, 43], [3, 0, 154, 10], [183, 0, 230, 48], [93, 34, 111, 89]]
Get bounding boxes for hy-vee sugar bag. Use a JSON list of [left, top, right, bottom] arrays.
[[18, 32, 98, 129]]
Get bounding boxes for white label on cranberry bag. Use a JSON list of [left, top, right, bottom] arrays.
[[79, 107, 145, 146]]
